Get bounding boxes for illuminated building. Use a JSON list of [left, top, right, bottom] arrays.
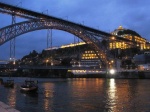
[[60, 26, 150, 53], [70, 50, 100, 67], [60, 42, 86, 48], [80, 50, 101, 68], [60, 42, 101, 67], [47, 26, 150, 69], [110, 26, 150, 50], [60, 26, 150, 65]]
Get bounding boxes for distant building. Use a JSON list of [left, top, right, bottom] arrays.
[[110, 26, 150, 50], [138, 64, 150, 71], [133, 52, 150, 71], [60, 42, 86, 48], [133, 52, 150, 64], [70, 48, 106, 68], [45, 26, 150, 69], [59, 26, 150, 51], [81, 50, 100, 68]]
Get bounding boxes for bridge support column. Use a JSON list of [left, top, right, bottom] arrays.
[[46, 29, 53, 66], [47, 29, 52, 49], [10, 14, 16, 64]]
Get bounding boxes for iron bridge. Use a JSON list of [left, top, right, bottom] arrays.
[[0, 2, 131, 68]]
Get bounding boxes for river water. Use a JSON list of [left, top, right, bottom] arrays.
[[0, 77, 150, 112]]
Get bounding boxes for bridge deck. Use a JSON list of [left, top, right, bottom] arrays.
[[0, 2, 110, 37]]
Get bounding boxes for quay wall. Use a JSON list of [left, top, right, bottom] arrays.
[[1, 69, 150, 79], [106, 71, 150, 79], [0, 69, 68, 78], [67, 71, 150, 79]]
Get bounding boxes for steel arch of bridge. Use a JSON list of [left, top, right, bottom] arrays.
[[0, 19, 109, 66]]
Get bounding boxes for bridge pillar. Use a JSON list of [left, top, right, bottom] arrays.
[[47, 29, 52, 49], [10, 14, 16, 64], [46, 29, 53, 65]]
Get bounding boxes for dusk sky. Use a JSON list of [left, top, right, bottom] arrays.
[[0, 0, 150, 60]]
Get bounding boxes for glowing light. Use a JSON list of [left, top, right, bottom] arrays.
[[61, 42, 85, 48], [111, 60, 114, 63], [111, 36, 115, 40], [109, 69, 116, 75]]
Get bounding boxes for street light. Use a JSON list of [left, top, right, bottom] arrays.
[[46, 59, 49, 66], [13, 60, 16, 65], [109, 69, 116, 75], [51, 61, 53, 66]]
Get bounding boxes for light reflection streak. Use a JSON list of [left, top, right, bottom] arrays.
[[42, 83, 54, 111], [107, 79, 117, 111], [7, 88, 16, 108]]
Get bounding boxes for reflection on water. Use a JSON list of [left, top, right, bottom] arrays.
[[7, 87, 16, 108], [42, 82, 54, 111], [107, 79, 117, 112], [0, 78, 150, 112]]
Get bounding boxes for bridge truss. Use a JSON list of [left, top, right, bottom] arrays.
[[0, 19, 110, 66]]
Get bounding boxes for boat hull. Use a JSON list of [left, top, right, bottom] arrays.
[[20, 86, 38, 93]]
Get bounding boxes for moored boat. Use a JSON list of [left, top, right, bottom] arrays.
[[3, 79, 14, 88], [20, 80, 38, 93]]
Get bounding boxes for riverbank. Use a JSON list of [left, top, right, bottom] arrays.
[[1, 70, 150, 79], [0, 101, 20, 112]]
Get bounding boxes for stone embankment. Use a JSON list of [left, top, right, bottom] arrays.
[[0, 101, 20, 112]]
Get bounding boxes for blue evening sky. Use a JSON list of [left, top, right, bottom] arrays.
[[0, 0, 150, 60]]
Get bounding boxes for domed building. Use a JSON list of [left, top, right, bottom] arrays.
[[109, 26, 150, 50]]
